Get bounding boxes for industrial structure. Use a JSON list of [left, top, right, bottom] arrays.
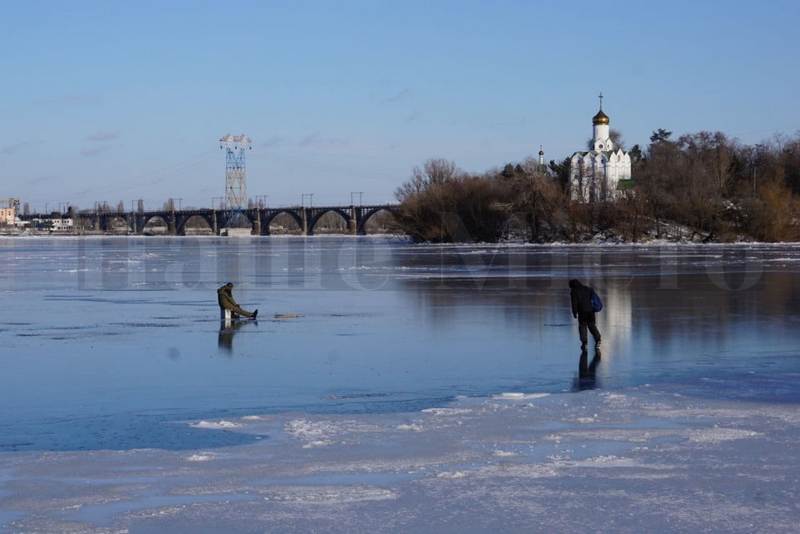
[[219, 134, 252, 210]]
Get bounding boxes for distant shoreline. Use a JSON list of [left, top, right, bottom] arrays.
[[0, 232, 407, 240], [1, 232, 798, 247]]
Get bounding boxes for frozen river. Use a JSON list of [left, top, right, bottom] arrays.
[[1, 237, 799, 451], [1, 237, 799, 531]]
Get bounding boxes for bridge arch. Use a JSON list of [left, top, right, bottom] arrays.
[[141, 214, 165, 228], [358, 206, 399, 235], [262, 209, 304, 235], [217, 210, 255, 230], [176, 213, 215, 236], [308, 208, 352, 235], [111, 215, 133, 233], [141, 214, 170, 235], [100, 214, 134, 233]]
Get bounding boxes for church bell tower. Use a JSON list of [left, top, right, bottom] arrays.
[[592, 93, 613, 152]]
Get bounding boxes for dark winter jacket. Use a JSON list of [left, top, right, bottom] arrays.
[[217, 284, 238, 311], [569, 279, 594, 317]]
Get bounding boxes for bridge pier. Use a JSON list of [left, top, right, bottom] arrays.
[[130, 212, 141, 234], [257, 208, 270, 236], [168, 211, 177, 235], [349, 206, 358, 235], [252, 210, 261, 236]]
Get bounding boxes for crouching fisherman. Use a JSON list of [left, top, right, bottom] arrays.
[[217, 282, 258, 321]]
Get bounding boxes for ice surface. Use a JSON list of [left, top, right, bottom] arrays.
[[2, 238, 800, 530], [1, 383, 798, 532]]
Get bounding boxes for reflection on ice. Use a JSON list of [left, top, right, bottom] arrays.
[[575, 348, 602, 391], [217, 318, 249, 353]]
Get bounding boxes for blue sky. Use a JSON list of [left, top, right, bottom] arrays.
[[1, 0, 798, 210]]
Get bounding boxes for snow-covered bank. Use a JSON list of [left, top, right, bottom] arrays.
[[1, 383, 798, 533], [409, 238, 800, 249]]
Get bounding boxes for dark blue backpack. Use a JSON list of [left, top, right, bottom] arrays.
[[590, 289, 603, 313]]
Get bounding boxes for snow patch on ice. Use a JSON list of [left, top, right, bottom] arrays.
[[473, 463, 560, 479], [768, 257, 800, 262], [285, 418, 383, 448], [285, 419, 336, 446], [262, 486, 398, 504], [687, 427, 761, 443], [437, 471, 467, 479], [570, 455, 640, 468], [303, 440, 334, 449], [396, 423, 423, 432], [421, 408, 472, 416], [241, 415, 269, 421], [190, 420, 241, 430], [185, 453, 215, 462], [493, 392, 550, 401]]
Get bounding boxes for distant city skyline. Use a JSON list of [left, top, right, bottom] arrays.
[[1, 0, 798, 210]]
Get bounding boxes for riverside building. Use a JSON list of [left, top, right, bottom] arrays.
[[570, 95, 633, 202], [0, 198, 17, 225]]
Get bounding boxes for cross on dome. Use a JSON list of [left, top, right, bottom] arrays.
[[592, 92, 610, 125]]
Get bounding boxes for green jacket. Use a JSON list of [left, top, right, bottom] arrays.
[[217, 285, 238, 311]]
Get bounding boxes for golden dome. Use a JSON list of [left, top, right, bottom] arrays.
[[592, 109, 609, 125]]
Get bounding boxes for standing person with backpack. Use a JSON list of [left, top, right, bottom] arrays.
[[569, 279, 602, 350]]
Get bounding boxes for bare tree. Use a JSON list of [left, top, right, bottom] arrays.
[[424, 158, 459, 184], [609, 129, 625, 151], [395, 158, 461, 201]]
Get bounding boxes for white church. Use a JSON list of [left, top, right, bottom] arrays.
[[570, 95, 632, 202]]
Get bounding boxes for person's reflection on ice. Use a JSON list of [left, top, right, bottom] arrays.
[[218, 317, 250, 354], [575, 347, 602, 391]]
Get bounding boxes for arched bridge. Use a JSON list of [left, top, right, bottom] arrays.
[[23, 205, 400, 236]]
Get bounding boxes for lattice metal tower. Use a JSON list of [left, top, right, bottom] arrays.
[[219, 134, 252, 210]]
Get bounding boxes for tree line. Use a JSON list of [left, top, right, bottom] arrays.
[[393, 130, 800, 243]]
